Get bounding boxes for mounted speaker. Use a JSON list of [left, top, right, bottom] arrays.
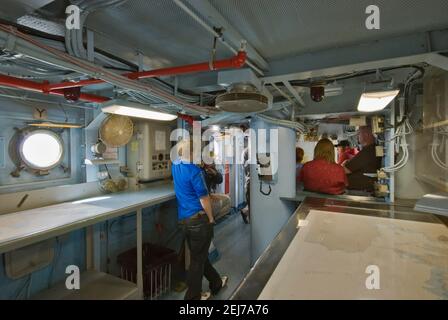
[[216, 83, 268, 113]]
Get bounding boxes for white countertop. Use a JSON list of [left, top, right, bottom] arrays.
[[259, 209, 448, 300], [0, 182, 175, 254], [34, 271, 139, 300]]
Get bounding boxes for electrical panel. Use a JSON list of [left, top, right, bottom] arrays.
[[349, 116, 367, 127], [127, 121, 172, 182], [371, 116, 385, 134]]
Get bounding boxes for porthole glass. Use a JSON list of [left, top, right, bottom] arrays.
[[20, 130, 64, 170]]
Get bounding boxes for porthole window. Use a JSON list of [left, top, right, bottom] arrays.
[[19, 130, 64, 170]]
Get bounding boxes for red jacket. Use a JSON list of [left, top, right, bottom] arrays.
[[337, 147, 358, 165], [298, 159, 348, 195]]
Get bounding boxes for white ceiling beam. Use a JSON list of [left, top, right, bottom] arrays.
[[282, 81, 305, 107], [263, 29, 448, 83], [425, 53, 448, 71], [201, 112, 252, 127]]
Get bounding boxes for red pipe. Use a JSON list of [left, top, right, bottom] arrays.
[[46, 79, 104, 91], [126, 50, 247, 79], [0, 73, 110, 103], [177, 113, 195, 125], [45, 51, 247, 92], [0, 51, 247, 104], [0, 74, 44, 92], [51, 89, 110, 103]]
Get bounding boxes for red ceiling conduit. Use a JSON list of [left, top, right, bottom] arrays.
[[177, 113, 195, 125], [0, 23, 247, 107], [0, 73, 110, 103], [44, 51, 247, 92], [0, 51, 247, 104]]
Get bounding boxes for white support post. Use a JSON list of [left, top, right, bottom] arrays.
[[387, 107, 395, 203], [86, 225, 101, 271], [137, 52, 144, 72]]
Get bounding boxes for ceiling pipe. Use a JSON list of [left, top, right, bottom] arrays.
[[44, 51, 247, 91], [0, 73, 110, 103], [0, 24, 246, 114], [0, 49, 247, 104], [173, 0, 264, 76]]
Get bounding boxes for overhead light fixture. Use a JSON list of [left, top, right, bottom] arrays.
[[358, 74, 400, 113], [27, 121, 83, 129], [102, 100, 178, 121], [357, 90, 400, 112]]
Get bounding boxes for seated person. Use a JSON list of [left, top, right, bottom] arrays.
[[296, 147, 304, 180], [337, 140, 357, 165], [298, 138, 348, 195], [343, 126, 382, 192]]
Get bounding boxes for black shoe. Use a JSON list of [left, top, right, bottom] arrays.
[[200, 292, 211, 300], [240, 211, 249, 224], [211, 276, 229, 296]]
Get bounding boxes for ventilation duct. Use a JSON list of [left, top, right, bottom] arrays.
[[215, 83, 268, 113]]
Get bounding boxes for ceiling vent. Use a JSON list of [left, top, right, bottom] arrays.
[[216, 83, 268, 113]]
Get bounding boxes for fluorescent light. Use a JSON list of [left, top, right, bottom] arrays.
[[102, 100, 178, 121], [27, 121, 83, 129], [357, 90, 400, 112], [103, 106, 177, 121]]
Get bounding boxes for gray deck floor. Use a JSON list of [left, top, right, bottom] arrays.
[[162, 212, 251, 300]]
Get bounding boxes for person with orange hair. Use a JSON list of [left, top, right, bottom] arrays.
[[298, 139, 348, 195]]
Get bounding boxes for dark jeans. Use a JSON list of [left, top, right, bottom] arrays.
[[182, 214, 222, 300]]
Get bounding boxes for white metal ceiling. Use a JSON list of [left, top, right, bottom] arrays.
[[208, 0, 448, 60], [84, 0, 448, 70], [0, 0, 54, 21], [86, 0, 231, 69], [1, 0, 448, 75]]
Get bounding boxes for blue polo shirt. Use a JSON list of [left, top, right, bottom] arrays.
[[172, 160, 209, 220]]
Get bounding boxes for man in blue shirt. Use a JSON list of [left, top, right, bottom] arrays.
[[172, 139, 228, 300]]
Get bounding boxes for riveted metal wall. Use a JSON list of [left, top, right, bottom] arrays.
[[0, 98, 84, 194]]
